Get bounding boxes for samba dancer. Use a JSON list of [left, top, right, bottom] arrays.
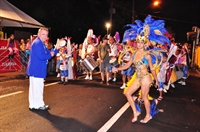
[[113, 15, 170, 123]]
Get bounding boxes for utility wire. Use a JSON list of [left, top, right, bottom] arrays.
[[141, 13, 200, 25], [154, 5, 199, 14], [106, 0, 200, 24]]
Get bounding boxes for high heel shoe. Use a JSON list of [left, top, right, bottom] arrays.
[[140, 116, 152, 123], [132, 111, 141, 123], [132, 117, 137, 123]]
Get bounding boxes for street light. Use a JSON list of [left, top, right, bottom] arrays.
[[153, 1, 159, 6], [139, 0, 160, 15], [105, 22, 111, 35]]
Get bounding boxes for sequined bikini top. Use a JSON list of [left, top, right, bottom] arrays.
[[132, 51, 149, 78], [132, 51, 148, 66]]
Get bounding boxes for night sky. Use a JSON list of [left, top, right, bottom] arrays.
[[5, 0, 200, 44]]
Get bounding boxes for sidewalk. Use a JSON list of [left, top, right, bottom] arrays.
[[0, 70, 24, 82]]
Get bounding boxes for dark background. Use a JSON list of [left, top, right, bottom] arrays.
[[4, 0, 200, 44]]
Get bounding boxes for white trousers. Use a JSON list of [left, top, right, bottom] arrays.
[[29, 76, 45, 108]]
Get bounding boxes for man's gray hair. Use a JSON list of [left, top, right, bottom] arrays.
[[38, 27, 49, 33]]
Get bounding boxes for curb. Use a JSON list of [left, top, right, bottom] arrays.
[[0, 71, 26, 82], [0, 75, 24, 82]]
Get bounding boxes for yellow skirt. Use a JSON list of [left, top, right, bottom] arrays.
[[123, 66, 159, 100]]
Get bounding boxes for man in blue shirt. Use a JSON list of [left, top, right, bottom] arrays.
[[27, 27, 58, 110]]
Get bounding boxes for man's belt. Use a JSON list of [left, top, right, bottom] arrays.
[[110, 56, 117, 58]]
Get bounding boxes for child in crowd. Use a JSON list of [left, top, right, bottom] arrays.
[[58, 47, 68, 85], [177, 44, 189, 85], [120, 47, 134, 89], [157, 53, 169, 100], [56, 38, 67, 78]]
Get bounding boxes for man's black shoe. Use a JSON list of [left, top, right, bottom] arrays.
[[58, 81, 64, 84], [29, 105, 50, 111]]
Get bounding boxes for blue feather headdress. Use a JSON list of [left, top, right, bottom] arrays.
[[122, 15, 170, 46]]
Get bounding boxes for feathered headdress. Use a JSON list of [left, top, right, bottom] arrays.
[[122, 15, 170, 46]]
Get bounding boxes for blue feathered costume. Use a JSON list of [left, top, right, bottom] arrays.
[[122, 15, 169, 118]]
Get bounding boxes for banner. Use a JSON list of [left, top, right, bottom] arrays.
[[0, 40, 21, 73]]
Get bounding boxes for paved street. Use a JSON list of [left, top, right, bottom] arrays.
[[0, 70, 200, 132]]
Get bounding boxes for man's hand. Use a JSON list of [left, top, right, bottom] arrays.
[[54, 43, 61, 50], [50, 51, 55, 57], [68, 37, 72, 40], [112, 67, 118, 73]]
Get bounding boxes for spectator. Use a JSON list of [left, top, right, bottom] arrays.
[[19, 39, 27, 76], [27, 27, 58, 111], [7, 34, 18, 59], [98, 36, 111, 85]]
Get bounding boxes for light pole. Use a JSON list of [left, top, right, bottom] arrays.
[[132, 0, 135, 24], [105, 23, 111, 35]]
